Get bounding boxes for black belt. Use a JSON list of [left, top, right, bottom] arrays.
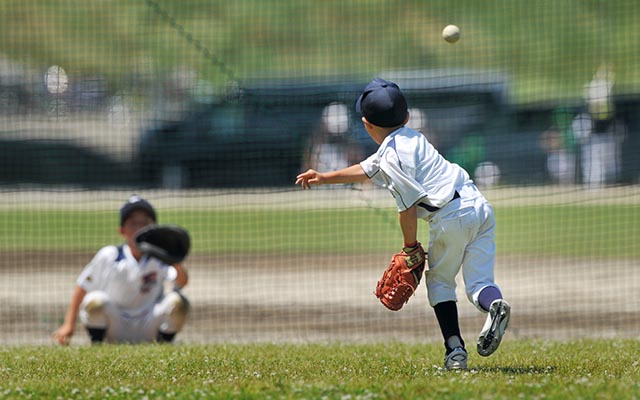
[[418, 191, 460, 212]]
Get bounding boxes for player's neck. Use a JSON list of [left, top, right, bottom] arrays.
[[372, 126, 402, 145]]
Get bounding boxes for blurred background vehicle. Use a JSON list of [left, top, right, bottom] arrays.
[[136, 79, 363, 189], [0, 138, 134, 188]]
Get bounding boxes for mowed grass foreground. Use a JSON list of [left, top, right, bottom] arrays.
[[1, 340, 638, 399]]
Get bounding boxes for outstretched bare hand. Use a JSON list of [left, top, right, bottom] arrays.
[[295, 169, 324, 189]]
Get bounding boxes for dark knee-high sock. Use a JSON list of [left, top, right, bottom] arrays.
[[433, 301, 464, 351], [157, 331, 176, 343], [86, 327, 106, 343]]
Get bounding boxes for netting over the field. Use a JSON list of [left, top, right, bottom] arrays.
[[1, 1, 639, 345]]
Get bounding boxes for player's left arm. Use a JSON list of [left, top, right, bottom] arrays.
[[172, 263, 188, 289]]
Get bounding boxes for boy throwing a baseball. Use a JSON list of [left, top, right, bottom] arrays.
[[53, 195, 189, 345], [296, 78, 510, 370]]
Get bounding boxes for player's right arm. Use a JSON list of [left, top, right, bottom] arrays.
[[296, 164, 368, 189], [53, 285, 87, 345], [398, 205, 418, 246], [53, 246, 114, 345]]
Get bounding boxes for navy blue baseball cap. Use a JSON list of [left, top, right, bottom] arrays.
[[120, 195, 157, 226], [355, 78, 408, 127]]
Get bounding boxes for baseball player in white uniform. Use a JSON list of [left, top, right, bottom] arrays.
[[296, 78, 510, 370], [53, 195, 189, 345]]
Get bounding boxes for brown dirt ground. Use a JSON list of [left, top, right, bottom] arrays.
[[1, 250, 639, 346]]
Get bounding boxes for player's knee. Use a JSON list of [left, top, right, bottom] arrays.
[[83, 291, 111, 315], [167, 291, 190, 318], [161, 291, 189, 333], [80, 291, 112, 328]]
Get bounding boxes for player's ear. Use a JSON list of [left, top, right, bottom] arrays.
[[118, 226, 125, 236], [362, 116, 373, 130]]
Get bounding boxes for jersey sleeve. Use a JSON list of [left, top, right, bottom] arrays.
[[76, 246, 118, 292], [359, 152, 380, 178]]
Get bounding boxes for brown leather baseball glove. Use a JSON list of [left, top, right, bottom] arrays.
[[374, 242, 427, 311]]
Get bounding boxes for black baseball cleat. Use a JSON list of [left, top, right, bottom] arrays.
[[477, 299, 511, 357]]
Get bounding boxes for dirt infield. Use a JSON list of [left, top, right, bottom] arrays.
[[1, 251, 638, 345], [1, 185, 639, 211]]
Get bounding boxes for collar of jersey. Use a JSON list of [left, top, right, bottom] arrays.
[[378, 126, 406, 151]]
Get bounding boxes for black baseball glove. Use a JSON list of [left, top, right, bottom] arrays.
[[134, 224, 191, 264]]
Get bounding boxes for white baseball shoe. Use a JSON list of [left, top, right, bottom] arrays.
[[477, 299, 511, 357], [444, 347, 468, 370]]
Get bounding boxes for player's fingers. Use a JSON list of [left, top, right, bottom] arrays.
[[297, 169, 318, 179], [295, 170, 310, 180], [296, 170, 322, 189], [52, 332, 68, 346], [295, 177, 308, 189], [305, 177, 321, 189]]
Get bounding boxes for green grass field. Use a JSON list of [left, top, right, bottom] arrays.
[[1, 340, 638, 399], [2, 204, 639, 258]]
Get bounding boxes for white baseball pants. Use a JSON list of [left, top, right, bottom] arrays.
[[424, 182, 500, 311], [79, 290, 189, 343]]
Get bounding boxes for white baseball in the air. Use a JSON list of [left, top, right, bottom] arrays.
[[442, 24, 460, 43]]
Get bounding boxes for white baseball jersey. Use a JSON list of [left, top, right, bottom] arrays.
[[360, 127, 470, 215], [360, 126, 500, 310], [78, 244, 177, 319]]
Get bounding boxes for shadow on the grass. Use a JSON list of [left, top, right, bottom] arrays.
[[472, 365, 557, 374]]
